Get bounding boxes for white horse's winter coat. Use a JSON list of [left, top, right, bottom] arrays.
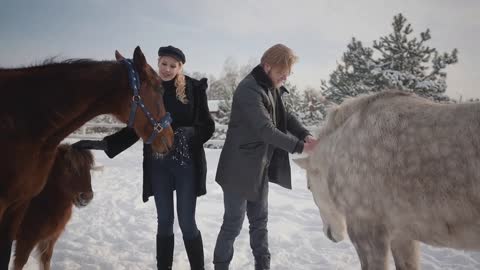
[[295, 91, 480, 270]]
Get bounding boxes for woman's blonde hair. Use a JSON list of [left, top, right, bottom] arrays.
[[260, 44, 298, 72], [158, 57, 188, 104]]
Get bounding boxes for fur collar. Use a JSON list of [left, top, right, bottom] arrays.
[[250, 65, 289, 94], [251, 65, 273, 89]]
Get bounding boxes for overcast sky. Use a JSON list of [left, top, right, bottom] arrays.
[[1, 0, 478, 99]]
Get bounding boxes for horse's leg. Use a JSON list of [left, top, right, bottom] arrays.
[[38, 235, 60, 270], [0, 206, 14, 270], [391, 238, 419, 270], [0, 240, 11, 270], [347, 218, 390, 270], [0, 237, 11, 270], [0, 199, 9, 267], [0, 200, 6, 223], [0, 201, 30, 270], [12, 238, 36, 270], [8, 202, 30, 241]]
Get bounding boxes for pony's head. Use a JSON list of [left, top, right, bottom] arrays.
[[53, 144, 95, 207], [115, 47, 174, 154]]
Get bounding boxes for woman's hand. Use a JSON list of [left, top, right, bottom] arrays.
[[71, 140, 107, 151]]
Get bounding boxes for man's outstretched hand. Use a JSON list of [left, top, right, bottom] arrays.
[[303, 135, 318, 153]]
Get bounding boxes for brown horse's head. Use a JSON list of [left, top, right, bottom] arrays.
[[53, 144, 95, 207], [115, 47, 174, 154]]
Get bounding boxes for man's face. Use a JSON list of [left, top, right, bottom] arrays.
[[265, 64, 291, 88]]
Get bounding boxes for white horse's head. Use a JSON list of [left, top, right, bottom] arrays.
[[294, 156, 347, 242]]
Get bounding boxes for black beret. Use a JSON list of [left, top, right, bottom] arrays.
[[158, 45, 186, 64]]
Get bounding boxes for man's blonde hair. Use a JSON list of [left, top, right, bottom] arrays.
[[260, 44, 298, 71]]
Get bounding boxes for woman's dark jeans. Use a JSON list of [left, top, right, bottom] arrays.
[[151, 156, 199, 240]]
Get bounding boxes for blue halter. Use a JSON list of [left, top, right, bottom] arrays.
[[122, 59, 172, 144]]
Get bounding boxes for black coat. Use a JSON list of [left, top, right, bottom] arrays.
[[102, 76, 215, 202]]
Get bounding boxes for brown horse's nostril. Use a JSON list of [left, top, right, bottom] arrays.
[[160, 135, 173, 154]]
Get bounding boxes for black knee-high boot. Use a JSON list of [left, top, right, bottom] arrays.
[[157, 234, 174, 270], [254, 254, 271, 270], [184, 231, 204, 270]]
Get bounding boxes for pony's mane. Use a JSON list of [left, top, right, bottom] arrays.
[[318, 90, 411, 137], [55, 144, 94, 176]]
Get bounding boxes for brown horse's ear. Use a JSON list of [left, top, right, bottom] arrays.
[[115, 50, 125, 61], [133, 46, 147, 71]]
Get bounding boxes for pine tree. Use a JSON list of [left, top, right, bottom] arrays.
[[321, 38, 377, 104], [322, 13, 458, 104], [300, 87, 327, 126], [216, 98, 232, 125], [282, 82, 303, 119], [211, 59, 255, 125], [283, 83, 328, 127], [214, 59, 240, 125]]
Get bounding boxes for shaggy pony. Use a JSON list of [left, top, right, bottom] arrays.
[[13, 144, 95, 270]]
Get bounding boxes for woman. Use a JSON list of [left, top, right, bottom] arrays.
[[74, 45, 215, 270]]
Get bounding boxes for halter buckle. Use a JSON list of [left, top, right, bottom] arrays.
[[154, 123, 164, 133], [132, 95, 141, 102]]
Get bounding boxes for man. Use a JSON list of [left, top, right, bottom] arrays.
[[213, 44, 317, 270]]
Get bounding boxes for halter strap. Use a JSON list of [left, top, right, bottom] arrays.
[[121, 59, 172, 144]]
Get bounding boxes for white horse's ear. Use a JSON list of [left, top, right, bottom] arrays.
[[293, 157, 309, 169]]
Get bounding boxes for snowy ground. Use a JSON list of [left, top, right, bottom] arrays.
[[18, 142, 480, 270]]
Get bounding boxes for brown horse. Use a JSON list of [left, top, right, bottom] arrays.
[[0, 47, 174, 268], [13, 144, 95, 270]]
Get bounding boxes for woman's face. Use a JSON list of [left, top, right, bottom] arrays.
[[158, 56, 182, 81]]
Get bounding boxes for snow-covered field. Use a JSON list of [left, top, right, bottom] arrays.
[[18, 142, 480, 269]]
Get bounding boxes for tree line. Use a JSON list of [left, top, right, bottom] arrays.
[[198, 13, 459, 129], [84, 13, 461, 138]]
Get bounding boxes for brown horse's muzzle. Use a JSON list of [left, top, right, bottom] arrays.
[[152, 126, 174, 154]]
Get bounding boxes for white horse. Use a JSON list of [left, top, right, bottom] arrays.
[[295, 90, 480, 270]]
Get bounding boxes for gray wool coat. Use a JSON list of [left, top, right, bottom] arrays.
[[215, 66, 310, 201]]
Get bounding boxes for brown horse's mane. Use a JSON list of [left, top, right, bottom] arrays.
[[0, 58, 114, 72]]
